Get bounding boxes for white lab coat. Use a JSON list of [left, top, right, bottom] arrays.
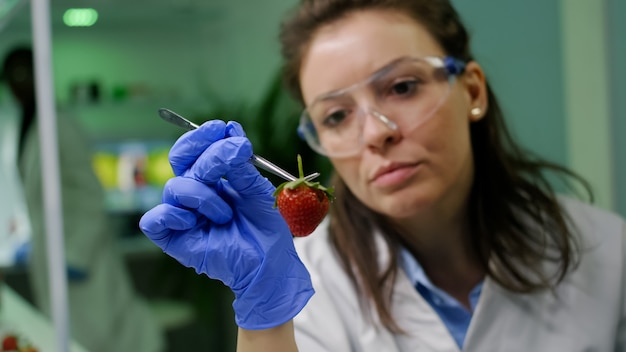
[[293, 196, 626, 351]]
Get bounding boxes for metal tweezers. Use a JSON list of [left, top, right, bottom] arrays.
[[158, 108, 319, 182]]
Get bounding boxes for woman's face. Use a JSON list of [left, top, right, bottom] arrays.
[[299, 10, 487, 221]]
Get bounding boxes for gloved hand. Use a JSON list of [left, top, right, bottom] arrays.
[[139, 120, 314, 330]]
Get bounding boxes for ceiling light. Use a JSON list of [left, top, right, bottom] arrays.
[[63, 8, 98, 27]]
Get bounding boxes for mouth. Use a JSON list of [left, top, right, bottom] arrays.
[[369, 162, 422, 187]]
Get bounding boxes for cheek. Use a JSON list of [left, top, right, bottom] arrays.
[[330, 158, 372, 202], [330, 158, 360, 186], [412, 101, 475, 182], [416, 102, 470, 152]]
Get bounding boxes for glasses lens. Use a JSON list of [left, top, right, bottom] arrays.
[[300, 57, 455, 157]]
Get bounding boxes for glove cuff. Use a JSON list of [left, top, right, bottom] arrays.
[[232, 251, 314, 330]]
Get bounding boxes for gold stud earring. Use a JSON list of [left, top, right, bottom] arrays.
[[470, 107, 482, 117]]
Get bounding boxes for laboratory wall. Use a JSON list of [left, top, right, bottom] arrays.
[[458, 0, 621, 215], [453, 0, 567, 167]]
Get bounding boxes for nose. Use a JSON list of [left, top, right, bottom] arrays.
[[361, 109, 401, 152]]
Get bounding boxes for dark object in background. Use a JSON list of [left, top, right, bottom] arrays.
[[70, 80, 100, 104]]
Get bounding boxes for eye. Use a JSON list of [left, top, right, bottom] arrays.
[[389, 79, 420, 97], [322, 109, 350, 128]]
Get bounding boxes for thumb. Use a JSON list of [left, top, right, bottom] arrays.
[[169, 120, 228, 176]]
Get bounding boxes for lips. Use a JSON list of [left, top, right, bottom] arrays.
[[369, 161, 420, 183]]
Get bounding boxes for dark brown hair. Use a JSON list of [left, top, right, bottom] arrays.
[[280, 0, 590, 333], [2, 46, 36, 157]]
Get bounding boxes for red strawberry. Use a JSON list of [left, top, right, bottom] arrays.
[[2, 334, 18, 350], [273, 155, 334, 237]]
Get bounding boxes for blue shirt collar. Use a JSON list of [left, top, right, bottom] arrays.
[[399, 247, 483, 311]]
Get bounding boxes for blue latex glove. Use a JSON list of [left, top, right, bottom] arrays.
[[139, 120, 314, 330]]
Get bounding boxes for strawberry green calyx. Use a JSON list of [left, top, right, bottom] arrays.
[[272, 154, 334, 207]]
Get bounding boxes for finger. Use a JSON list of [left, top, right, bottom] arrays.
[[224, 162, 276, 198], [189, 135, 276, 198], [225, 121, 246, 137], [189, 136, 253, 184], [169, 120, 228, 176], [223, 121, 275, 196], [139, 204, 197, 247], [162, 177, 233, 224]]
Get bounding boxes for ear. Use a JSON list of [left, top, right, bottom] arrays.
[[461, 61, 488, 122]]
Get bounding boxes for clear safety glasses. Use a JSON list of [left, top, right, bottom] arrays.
[[298, 56, 466, 158]]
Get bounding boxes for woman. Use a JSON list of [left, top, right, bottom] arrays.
[[140, 0, 626, 351]]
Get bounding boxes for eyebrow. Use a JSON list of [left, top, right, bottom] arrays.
[[310, 56, 411, 104]]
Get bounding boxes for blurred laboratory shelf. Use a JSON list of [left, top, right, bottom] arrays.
[[68, 99, 216, 143], [149, 298, 196, 332], [117, 233, 162, 258]]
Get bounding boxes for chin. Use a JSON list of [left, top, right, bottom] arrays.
[[371, 188, 439, 219]]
